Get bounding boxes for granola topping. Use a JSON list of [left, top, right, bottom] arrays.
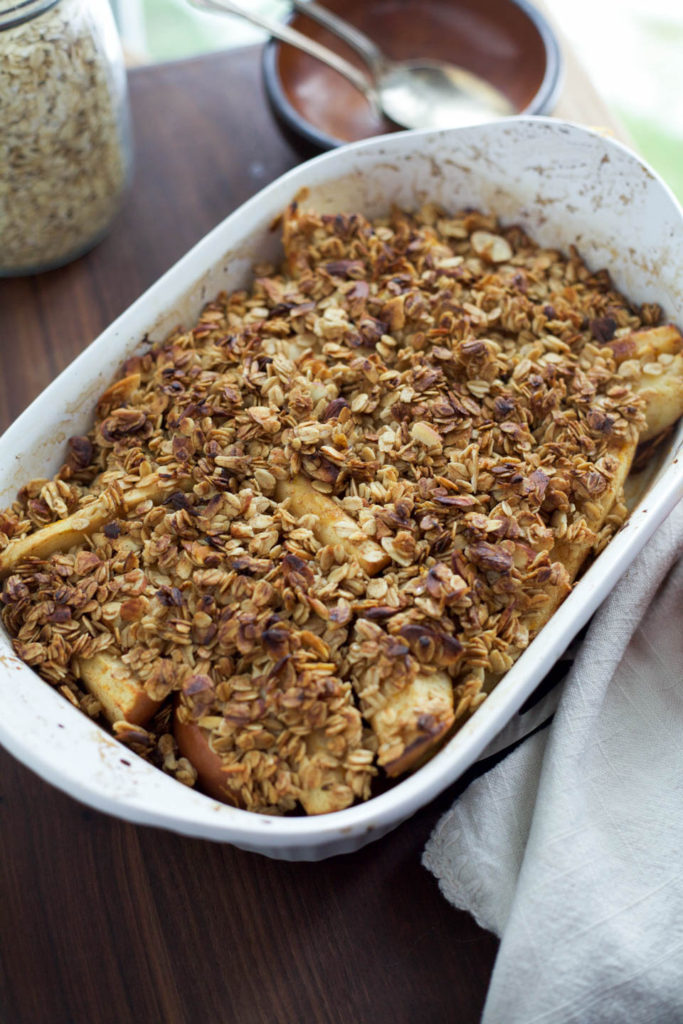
[[1, 201, 681, 814]]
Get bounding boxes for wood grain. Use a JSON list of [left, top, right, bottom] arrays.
[[0, 43, 624, 1024]]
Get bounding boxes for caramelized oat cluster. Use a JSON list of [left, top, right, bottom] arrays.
[[1, 202, 680, 814]]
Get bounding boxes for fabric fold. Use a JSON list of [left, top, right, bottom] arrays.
[[423, 503, 683, 1024]]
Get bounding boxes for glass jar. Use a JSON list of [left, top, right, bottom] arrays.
[[0, 0, 133, 275]]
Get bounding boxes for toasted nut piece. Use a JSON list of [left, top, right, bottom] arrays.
[[410, 421, 442, 449], [96, 372, 141, 415], [74, 651, 160, 726], [0, 472, 192, 578], [470, 230, 512, 263], [374, 670, 455, 777], [276, 476, 390, 576]]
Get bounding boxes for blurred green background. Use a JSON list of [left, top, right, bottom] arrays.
[[112, 0, 683, 201]]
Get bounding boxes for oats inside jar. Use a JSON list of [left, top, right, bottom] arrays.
[[1, 201, 682, 815]]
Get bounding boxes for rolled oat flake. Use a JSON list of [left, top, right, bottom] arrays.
[[0, 0, 133, 274]]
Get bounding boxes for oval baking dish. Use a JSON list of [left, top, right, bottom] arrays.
[[0, 119, 681, 860]]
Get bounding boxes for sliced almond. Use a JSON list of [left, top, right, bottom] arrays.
[[410, 421, 442, 449], [96, 372, 142, 415], [470, 230, 512, 263]]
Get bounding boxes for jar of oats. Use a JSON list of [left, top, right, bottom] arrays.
[[0, 0, 133, 275]]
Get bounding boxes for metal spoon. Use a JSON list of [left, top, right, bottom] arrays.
[[189, 0, 514, 130], [289, 0, 514, 128]]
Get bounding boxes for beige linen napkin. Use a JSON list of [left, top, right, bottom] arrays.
[[423, 501, 683, 1024]]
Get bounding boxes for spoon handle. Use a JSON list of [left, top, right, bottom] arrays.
[[290, 0, 385, 78], [189, 0, 375, 101]]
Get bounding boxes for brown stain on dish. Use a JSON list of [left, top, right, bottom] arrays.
[[0, 651, 24, 671], [277, 0, 547, 143]]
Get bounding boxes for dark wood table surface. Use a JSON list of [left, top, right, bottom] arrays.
[[0, 45, 622, 1024]]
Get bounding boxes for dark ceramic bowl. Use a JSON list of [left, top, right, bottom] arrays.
[[263, 0, 562, 150]]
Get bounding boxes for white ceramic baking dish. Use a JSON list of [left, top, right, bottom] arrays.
[[0, 118, 681, 860]]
